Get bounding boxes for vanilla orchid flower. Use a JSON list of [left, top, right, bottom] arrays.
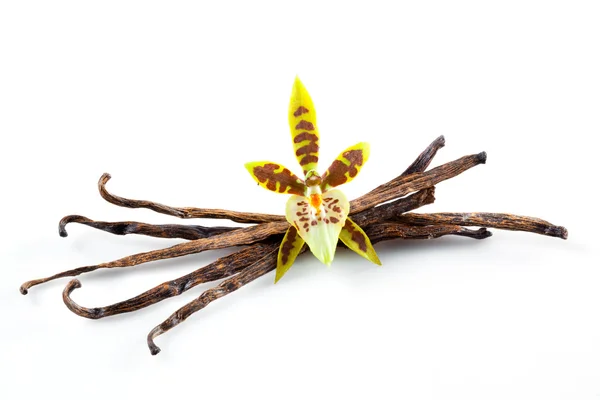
[[245, 77, 380, 282]]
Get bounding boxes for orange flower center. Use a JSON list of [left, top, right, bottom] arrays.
[[309, 193, 322, 211]]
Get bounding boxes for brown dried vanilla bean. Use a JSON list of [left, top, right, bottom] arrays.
[[366, 135, 446, 198], [400, 135, 446, 176], [395, 212, 568, 239], [365, 223, 492, 242], [62, 243, 278, 319], [57, 188, 435, 242], [20, 221, 288, 294], [59, 215, 238, 240], [352, 187, 435, 226], [99, 173, 285, 223], [349, 134, 444, 223], [350, 152, 487, 214]]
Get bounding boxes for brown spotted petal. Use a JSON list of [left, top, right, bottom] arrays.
[[288, 77, 320, 175], [285, 189, 349, 266], [275, 226, 305, 283], [339, 217, 381, 266], [244, 161, 306, 196], [321, 142, 371, 191]]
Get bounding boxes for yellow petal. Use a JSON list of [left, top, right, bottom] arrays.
[[244, 161, 306, 195], [321, 142, 371, 191], [288, 76, 320, 176], [275, 226, 305, 283], [339, 217, 381, 265]]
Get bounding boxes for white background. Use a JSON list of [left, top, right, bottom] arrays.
[[1, 1, 598, 399]]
